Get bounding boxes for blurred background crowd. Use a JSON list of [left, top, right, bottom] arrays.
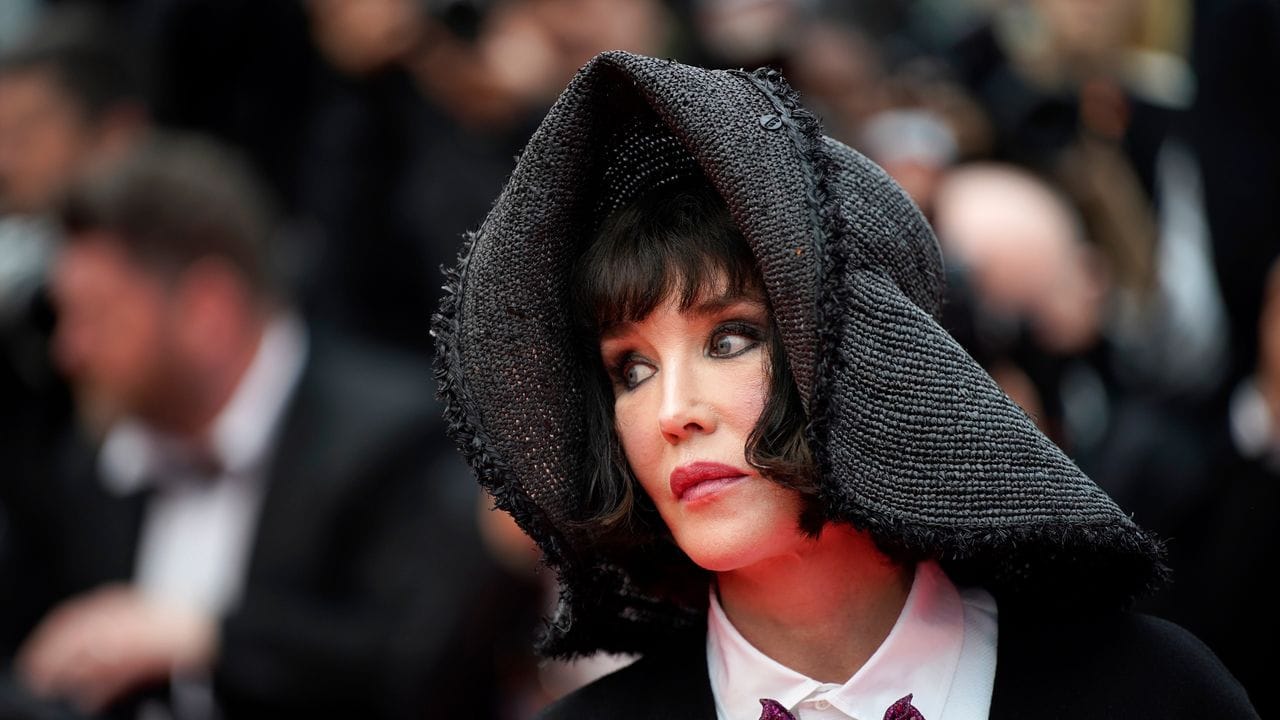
[[0, 0, 1276, 718]]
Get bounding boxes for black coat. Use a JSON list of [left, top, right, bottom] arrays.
[[540, 609, 1258, 719], [0, 331, 515, 719], [1150, 419, 1280, 719]]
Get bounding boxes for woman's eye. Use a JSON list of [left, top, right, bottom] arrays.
[[709, 329, 759, 358], [621, 360, 656, 389]]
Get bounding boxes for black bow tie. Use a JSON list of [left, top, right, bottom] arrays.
[[758, 693, 924, 720]]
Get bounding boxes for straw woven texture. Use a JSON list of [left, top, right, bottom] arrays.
[[434, 52, 1164, 657]]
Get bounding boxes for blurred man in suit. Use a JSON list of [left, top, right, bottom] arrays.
[[0, 133, 511, 719], [0, 6, 149, 515]]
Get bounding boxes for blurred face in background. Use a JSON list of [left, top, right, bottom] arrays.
[[523, 0, 667, 70], [50, 234, 180, 433], [934, 164, 1107, 356], [306, 0, 423, 75], [1034, 0, 1141, 63], [695, 0, 800, 65], [0, 68, 94, 214]]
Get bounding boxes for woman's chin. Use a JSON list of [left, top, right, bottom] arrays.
[[677, 526, 806, 575]]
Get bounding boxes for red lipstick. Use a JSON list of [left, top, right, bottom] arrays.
[[669, 461, 748, 501]]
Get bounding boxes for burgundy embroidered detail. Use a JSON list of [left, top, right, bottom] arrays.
[[758, 698, 797, 720], [883, 693, 926, 720]]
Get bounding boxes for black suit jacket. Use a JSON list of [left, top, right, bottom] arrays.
[[540, 609, 1258, 719], [1150, 418, 1280, 719], [0, 331, 514, 719]]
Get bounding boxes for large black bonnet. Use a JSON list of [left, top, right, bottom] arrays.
[[434, 52, 1164, 657]]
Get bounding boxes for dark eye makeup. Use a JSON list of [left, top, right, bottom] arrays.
[[708, 321, 763, 359], [604, 319, 765, 391]]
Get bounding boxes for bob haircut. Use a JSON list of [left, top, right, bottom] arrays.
[[570, 179, 824, 548]]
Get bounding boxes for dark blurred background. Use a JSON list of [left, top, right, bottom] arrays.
[[1, 0, 1277, 718]]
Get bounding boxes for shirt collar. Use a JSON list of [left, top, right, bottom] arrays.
[[707, 561, 966, 720], [100, 313, 308, 495], [207, 313, 307, 476]]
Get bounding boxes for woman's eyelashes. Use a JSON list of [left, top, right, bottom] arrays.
[[606, 321, 765, 391], [708, 322, 762, 358], [612, 354, 656, 390]]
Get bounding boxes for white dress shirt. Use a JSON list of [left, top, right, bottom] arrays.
[[707, 561, 998, 720], [99, 314, 308, 615]]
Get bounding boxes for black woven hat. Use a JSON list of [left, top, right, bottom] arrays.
[[434, 52, 1164, 657]]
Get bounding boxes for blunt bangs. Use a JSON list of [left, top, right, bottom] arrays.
[[573, 182, 763, 333]]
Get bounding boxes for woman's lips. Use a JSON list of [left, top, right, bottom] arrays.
[[669, 461, 749, 501]]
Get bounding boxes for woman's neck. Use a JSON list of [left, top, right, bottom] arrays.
[[715, 525, 913, 684]]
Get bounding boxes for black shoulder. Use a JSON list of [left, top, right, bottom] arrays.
[[537, 659, 647, 720], [288, 329, 445, 456], [992, 610, 1258, 719], [305, 330, 439, 423], [537, 644, 715, 720]]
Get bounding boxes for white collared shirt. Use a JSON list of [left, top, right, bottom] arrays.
[[707, 561, 998, 720], [99, 313, 308, 615]]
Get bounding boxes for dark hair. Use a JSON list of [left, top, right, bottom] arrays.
[[57, 133, 281, 298], [0, 6, 144, 122], [570, 180, 823, 549]]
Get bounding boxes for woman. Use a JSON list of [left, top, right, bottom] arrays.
[[435, 52, 1256, 719]]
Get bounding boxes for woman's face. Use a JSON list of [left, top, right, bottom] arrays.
[[599, 290, 808, 573]]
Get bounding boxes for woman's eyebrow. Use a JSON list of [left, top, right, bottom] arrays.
[[598, 322, 635, 342], [597, 293, 767, 342], [685, 293, 766, 317]]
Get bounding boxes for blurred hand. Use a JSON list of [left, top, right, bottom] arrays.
[[17, 585, 216, 713]]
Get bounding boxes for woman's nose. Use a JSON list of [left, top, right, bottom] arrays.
[[657, 362, 716, 443]]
